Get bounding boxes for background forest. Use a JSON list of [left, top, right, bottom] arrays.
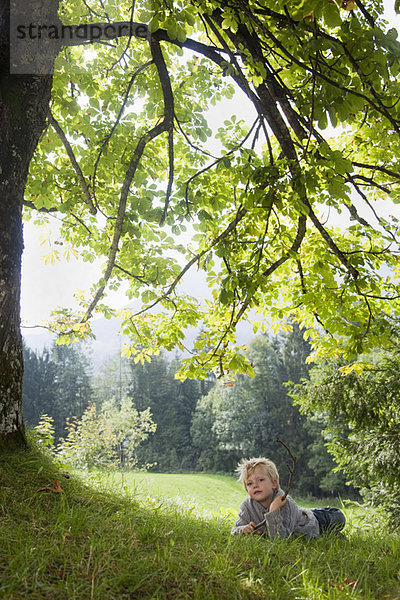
[[22, 325, 348, 498]]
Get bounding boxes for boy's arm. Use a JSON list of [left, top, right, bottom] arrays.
[[252, 495, 288, 532], [269, 495, 288, 512], [264, 494, 294, 538], [231, 507, 250, 535], [231, 499, 260, 535]]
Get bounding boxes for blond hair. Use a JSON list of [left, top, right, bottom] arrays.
[[236, 457, 280, 489]]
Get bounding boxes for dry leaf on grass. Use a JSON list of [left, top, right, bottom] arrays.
[[37, 478, 64, 493], [329, 577, 357, 590]]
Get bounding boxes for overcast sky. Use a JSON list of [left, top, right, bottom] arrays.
[[21, 1, 400, 332]]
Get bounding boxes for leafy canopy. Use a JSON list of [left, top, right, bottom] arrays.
[[25, 0, 400, 378]]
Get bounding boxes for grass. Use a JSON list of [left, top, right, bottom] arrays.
[[96, 470, 345, 516], [95, 471, 246, 516], [1, 448, 400, 599]]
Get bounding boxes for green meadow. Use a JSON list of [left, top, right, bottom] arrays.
[[1, 448, 399, 599], [99, 470, 346, 516], [97, 471, 246, 516]]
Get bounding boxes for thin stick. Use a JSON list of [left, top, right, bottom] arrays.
[[276, 437, 297, 499], [252, 518, 266, 532]]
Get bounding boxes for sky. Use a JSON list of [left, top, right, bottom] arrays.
[[20, 1, 400, 333]]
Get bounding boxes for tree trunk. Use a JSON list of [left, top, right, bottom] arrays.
[[0, 0, 58, 448]]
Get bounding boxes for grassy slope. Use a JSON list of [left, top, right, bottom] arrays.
[[96, 471, 247, 516], [1, 448, 400, 600]]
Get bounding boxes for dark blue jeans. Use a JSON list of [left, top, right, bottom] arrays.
[[311, 507, 346, 534]]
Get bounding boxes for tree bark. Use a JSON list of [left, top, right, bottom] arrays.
[[0, 0, 58, 448]]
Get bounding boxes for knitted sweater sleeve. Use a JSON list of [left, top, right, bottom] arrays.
[[230, 499, 253, 535], [264, 495, 320, 538], [230, 497, 294, 537], [230, 498, 265, 535], [264, 501, 294, 538]]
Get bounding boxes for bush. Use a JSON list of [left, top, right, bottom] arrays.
[[57, 397, 156, 470]]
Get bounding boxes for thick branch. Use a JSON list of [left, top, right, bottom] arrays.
[[48, 112, 97, 215], [81, 37, 174, 323], [23, 199, 57, 213], [232, 8, 400, 133], [354, 0, 375, 28], [92, 59, 153, 209], [343, 196, 371, 228], [203, 11, 300, 159], [153, 30, 267, 123]]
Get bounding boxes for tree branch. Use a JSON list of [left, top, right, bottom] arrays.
[[306, 204, 360, 281], [230, 7, 400, 133], [92, 59, 153, 210], [352, 162, 400, 180], [197, 214, 307, 373], [276, 437, 297, 499], [23, 199, 58, 213], [354, 0, 375, 28], [61, 21, 149, 46], [48, 112, 97, 215], [184, 117, 260, 211], [80, 37, 174, 325], [132, 205, 248, 318]]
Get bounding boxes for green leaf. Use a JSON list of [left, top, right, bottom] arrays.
[[166, 18, 178, 40], [149, 16, 160, 32], [328, 106, 338, 128], [323, 2, 342, 27], [317, 111, 328, 130]]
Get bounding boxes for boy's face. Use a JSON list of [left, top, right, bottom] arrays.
[[245, 465, 278, 508]]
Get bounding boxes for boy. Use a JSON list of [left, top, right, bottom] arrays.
[[231, 457, 346, 538]]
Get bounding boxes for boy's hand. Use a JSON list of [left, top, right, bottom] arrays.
[[241, 522, 262, 535], [269, 495, 288, 513]]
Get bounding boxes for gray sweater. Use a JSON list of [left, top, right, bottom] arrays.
[[231, 491, 320, 538]]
